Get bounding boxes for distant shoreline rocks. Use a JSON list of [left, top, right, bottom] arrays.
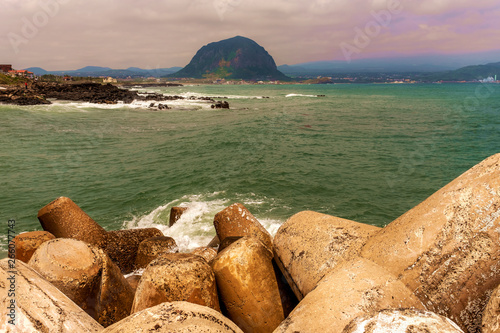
[[0, 82, 230, 108], [3, 153, 500, 332]]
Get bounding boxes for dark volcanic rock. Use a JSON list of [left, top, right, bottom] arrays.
[[170, 36, 290, 80], [33, 82, 138, 104], [211, 100, 229, 109], [0, 87, 51, 105]]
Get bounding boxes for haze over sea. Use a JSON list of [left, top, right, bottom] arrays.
[[1, 83, 499, 256]]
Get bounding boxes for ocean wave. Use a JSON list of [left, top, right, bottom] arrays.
[[121, 192, 284, 252], [285, 93, 318, 98]]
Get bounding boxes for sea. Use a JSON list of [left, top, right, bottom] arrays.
[[1, 83, 499, 257]]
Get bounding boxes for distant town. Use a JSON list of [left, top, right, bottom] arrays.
[[1, 63, 499, 86]]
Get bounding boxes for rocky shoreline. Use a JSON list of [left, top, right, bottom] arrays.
[[0, 82, 230, 108], [2, 153, 500, 332]]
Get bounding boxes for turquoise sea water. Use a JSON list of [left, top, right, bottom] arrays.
[[1, 83, 499, 256]]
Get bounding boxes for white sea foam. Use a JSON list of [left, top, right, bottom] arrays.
[[121, 192, 285, 252], [285, 93, 318, 98], [49, 99, 213, 110]]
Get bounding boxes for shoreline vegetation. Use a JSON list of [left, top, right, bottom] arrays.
[[2, 153, 500, 332]]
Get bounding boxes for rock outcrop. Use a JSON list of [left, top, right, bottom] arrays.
[[170, 36, 290, 80]]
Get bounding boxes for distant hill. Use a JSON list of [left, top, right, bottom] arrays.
[[25, 67, 48, 75], [422, 62, 500, 81], [22, 66, 182, 78], [169, 36, 289, 80], [76, 66, 112, 72], [278, 50, 500, 76]]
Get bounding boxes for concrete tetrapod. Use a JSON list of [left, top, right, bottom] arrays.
[[361, 153, 500, 333], [342, 309, 465, 333], [212, 237, 290, 333], [13, 230, 55, 263], [132, 253, 220, 313], [273, 257, 425, 333], [102, 302, 243, 333], [134, 236, 178, 269], [28, 238, 134, 327], [214, 203, 273, 252], [37, 196, 108, 248], [273, 211, 380, 300], [191, 246, 218, 263], [482, 283, 500, 333], [0, 259, 103, 332]]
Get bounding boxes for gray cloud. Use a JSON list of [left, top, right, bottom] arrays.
[[0, 0, 499, 70]]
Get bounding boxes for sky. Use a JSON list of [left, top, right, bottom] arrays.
[[1, 0, 500, 70]]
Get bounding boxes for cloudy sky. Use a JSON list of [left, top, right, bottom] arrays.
[[1, 0, 500, 70]]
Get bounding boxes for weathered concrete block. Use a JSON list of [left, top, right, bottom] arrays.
[[37, 197, 108, 248], [212, 237, 289, 333], [28, 238, 134, 327], [106, 228, 164, 273], [169, 206, 188, 227], [132, 253, 220, 313], [0, 258, 103, 332], [342, 309, 464, 333], [126, 274, 142, 293], [28, 238, 102, 316], [95, 251, 136, 327], [273, 258, 425, 333], [361, 153, 500, 332], [134, 236, 178, 269], [102, 302, 243, 333], [273, 211, 380, 300], [13, 230, 55, 263], [482, 283, 500, 333], [191, 246, 217, 263], [214, 203, 273, 251]]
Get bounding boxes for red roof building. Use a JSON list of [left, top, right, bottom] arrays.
[[0, 64, 13, 73]]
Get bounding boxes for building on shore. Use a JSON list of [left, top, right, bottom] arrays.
[[103, 76, 118, 83], [0, 64, 13, 74], [7, 69, 34, 79]]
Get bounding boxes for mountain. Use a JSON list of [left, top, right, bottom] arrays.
[[22, 66, 183, 78], [169, 36, 289, 80], [76, 66, 112, 72], [421, 62, 500, 82], [279, 50, 500, 76], [25, 67, 48, 75]]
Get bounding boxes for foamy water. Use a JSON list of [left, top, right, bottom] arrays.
[[122, 192, 284, 252], [2, 83, 498, 259]]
